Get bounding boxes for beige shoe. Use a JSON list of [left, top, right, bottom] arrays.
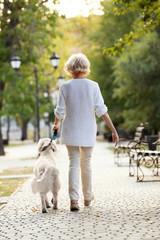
[[84, 194, 94, 206], [70, 200, 80, 211]]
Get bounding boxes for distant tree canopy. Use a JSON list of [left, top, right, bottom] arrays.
[[0, 0, 59, 154], [53, 4, 160, 134], [103, 0, 160, 55], [0, 0, 159, 156], [87, 0, 136, 129], [113, 31, 160, 133]]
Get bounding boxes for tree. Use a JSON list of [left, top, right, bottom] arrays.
[[52, 2, 136, 132], [113, 30, 160, 133], [3, 75, 36, 140], [103, 0, 160, 55], [86, 0, 136, 129], [0, 0, 58, 155]]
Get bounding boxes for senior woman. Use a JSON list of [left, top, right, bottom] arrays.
[[53, 53, 119, 211]]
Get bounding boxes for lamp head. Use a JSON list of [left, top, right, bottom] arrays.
[[50, 52, 60, 69], [10, 56, 21, 70]]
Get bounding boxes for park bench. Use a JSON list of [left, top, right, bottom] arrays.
[[114, 123, 144, 166], [129, 138, 160, 182]]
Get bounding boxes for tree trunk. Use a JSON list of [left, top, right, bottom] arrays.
[[21, 121, 28, 141], [0, 117, 5, 156]]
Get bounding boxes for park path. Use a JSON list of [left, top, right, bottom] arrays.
[[0, 141, 160, 240], [0, 143, 38, 172]]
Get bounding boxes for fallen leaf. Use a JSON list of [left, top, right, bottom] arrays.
[[144, 218, 150, 221], [32, 207, 38, 212], [96, 215, 100, 217], [80, 211, 87, 213]]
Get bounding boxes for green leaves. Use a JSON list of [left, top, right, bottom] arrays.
[[0, 0, 59, 140], [104, 29, 143, 55], [113, 31, 160, 132], [105, 0, 160, 55]]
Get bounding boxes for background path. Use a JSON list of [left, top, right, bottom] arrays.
[[0, 141, 160, 240], [0, 143, 37, 172]]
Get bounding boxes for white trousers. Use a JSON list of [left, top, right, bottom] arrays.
[[66, 146, 93, 201]]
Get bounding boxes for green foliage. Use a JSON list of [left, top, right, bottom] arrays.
[[104, 0, 160, 55], [86, 0, 136, 129], [52, 2, 136, 132], [3, 75, 35, 125], [113, 31, 160, 132], [53, 15, 100, 79], [0, 0, 59, 139], [0, 0, 157, 141]]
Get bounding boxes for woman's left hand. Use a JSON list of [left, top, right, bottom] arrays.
[[112, 131, 119, 148]]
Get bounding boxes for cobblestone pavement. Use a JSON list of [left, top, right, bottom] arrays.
[[0, 141, 160, 240]]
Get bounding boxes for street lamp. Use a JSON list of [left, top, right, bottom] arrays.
[[50, 52, 60, 69], [43, 91, 49, 98], [58, 75, 65, 82], [43, 84, 51, 138], [57, 75, 66, 88], [10, 56, 21, 70], [43, 112, 49, 124], [10, 52, 60, 141]]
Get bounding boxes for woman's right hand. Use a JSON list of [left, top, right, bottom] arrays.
[[52, 124, 59, 131]]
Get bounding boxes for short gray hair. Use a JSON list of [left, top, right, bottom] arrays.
[[64, 53, 90, 76]]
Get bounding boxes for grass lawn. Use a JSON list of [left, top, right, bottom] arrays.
[[107, 144, 149, 152], [0, 167, 33, 176], [0, 178, 27, 197], [0, 167, 34, 197], [107, 146, 115, 152]]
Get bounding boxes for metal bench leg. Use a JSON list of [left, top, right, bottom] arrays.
[[136, 158, 144, 182], [129, 152, 135, 177], [153, 157, 159, 176]]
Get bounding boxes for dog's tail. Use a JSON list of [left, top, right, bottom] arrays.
[[37, 167, 50, 183], [31, 167, 51, 194]]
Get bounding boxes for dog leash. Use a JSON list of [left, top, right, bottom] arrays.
[[41, 129, 58, 152], [52, 129, 58, 140]]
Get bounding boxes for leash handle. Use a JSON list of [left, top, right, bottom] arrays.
[[52, 129, 58, 140]]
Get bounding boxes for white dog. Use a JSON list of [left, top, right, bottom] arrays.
[[31, 138, 60, 213]]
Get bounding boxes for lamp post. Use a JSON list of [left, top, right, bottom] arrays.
[[43, 84, 51, 137], [10, 52, 60, 141], [57, 75, 66, 88]]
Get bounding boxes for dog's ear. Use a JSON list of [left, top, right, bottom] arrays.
[[38, 139, 45, 153], [51, 140, 57, 152]]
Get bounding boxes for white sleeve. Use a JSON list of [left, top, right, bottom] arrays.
[[54, 85, 66, 119], [94, 83, 108, 118]]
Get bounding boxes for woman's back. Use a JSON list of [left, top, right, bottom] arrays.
[[59, 78, 98, 146], [62, 78, 96, 121]]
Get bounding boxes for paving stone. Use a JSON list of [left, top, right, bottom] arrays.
[[0, 142, 160, 239]]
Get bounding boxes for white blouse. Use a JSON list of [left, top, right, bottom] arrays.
[[54, 78, 107, 147]]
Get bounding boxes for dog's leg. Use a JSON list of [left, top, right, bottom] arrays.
[[52, 190, 58, 210], [52, 179, 60, 209], [45, 195, 51, 208], [40, 193, 47, 213]]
